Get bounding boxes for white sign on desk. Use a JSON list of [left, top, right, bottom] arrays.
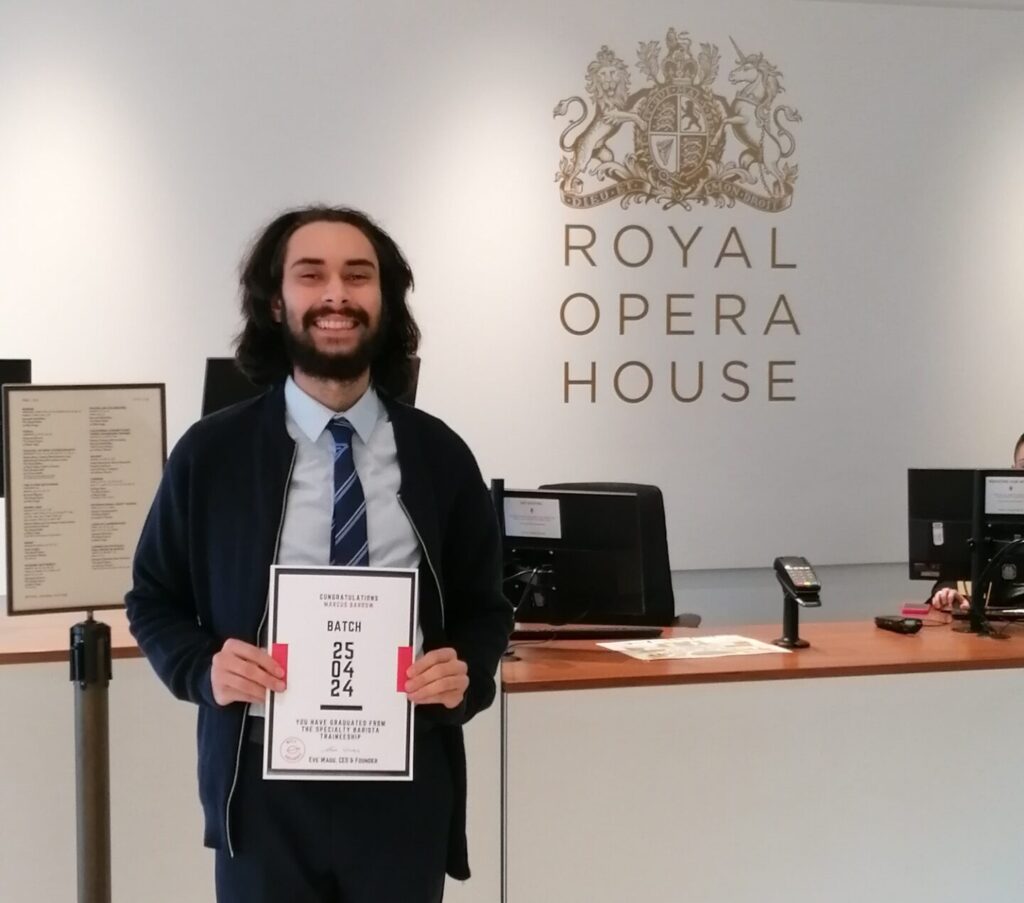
[[264, 565, 418, 781], [503, 497, 562, 539]]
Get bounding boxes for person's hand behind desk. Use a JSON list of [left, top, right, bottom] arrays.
[[931, 587, 970, 613]]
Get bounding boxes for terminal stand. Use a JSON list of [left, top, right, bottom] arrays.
[[774, 592, 812, 649], [771, 558, 822, 649], [70, 612, 112, 903]]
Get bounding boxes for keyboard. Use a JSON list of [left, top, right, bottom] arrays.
[[510, 624, 663, 642], [951, 609, 1024, 622]]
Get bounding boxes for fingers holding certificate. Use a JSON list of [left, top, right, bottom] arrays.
[[213, 639, 286, 706], [405, 648, 469, 709], [264, 565, 418, 781]]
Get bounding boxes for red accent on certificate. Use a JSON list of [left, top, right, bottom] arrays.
[[272, 643, 289, 678], [396, 646, 413, 692]]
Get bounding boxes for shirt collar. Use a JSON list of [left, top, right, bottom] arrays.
[[284, 376, 381, 445]]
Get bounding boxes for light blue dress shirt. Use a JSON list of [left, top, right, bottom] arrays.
[[277, 377, 420, 573], [252, 377, 422, 718]]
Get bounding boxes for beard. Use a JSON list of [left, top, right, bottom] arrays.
[[281, 305, 383, 382]]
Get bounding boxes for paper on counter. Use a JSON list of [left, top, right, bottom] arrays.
[[598, 634, 791, 661]]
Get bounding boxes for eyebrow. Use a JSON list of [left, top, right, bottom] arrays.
[[289, 257, 377, 270]]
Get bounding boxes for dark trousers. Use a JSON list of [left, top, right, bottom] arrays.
[[215, 725, 452, 903]]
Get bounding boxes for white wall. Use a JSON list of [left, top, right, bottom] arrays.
[[673, 560, 925, 624], [3, 0, 1024, 575]]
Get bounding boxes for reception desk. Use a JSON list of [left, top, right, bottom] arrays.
[[4, 614, 1022, 903], [0, 608, 215, 903], [0, 607, 138, 665], [0, 609, 497, 903], [500, 622, 1024, 903]]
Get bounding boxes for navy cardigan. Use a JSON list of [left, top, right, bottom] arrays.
[[125, 384, 512, 880]]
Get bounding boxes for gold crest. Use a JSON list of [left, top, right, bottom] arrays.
[[554, 30, 802, 211]]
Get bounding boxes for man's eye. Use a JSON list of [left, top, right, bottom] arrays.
[[346, 273, 369, 283], [299, 272, 320, 281]]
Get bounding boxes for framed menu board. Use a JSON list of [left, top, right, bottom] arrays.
[[3, 384, 166, 615]]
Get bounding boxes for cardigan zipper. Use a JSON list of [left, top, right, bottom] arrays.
[[224, 447, 297, 858], [397, 492, 445, 630]]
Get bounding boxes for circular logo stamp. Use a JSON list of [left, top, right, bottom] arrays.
[[280, 737, 305, 763]]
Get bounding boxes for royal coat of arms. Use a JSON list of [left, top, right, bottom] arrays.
[[554, 29, 802, 211]]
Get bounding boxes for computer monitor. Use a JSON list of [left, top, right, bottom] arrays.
[[968, 469, 1024, 610], [201, 358, 264, 416], [497, 484, 675, 626], [907, 469, 974, 582], [907, 468, 1024, 610], [0, 359, 32, 497]]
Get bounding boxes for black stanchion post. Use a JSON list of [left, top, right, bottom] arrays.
[[70, 612, 112, 903]]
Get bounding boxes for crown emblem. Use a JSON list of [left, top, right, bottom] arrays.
[[554, 29, 802, 211]]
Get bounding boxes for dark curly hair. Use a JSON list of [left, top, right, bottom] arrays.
[[234, 205, 419, 398]]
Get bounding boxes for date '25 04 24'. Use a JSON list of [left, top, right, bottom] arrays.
[[330, 641, 355, 698]]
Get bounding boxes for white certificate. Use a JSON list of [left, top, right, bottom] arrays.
[[263, 566, 418, 781]]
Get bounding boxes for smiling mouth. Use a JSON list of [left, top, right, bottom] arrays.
[[313, 315, 361, 332]]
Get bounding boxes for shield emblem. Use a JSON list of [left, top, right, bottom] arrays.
[[645, 87, 710, 182]]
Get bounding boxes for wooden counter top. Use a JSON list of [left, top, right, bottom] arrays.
[[9, 614, 1022, 686], [0, 608, 140, 665], [501, 620, 1024, 693]]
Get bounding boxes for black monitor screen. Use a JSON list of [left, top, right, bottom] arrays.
[[500, 487, 671, 626], [908, 468, 1024, 609], [971, 469, 1024, 607], [201, 358, 263, 416], [0, 359, 32, 497], [907, 469, 973, 581]]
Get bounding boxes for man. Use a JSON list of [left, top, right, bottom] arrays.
[[930, 432, 1024, 613], [125, 206, 513, 902]]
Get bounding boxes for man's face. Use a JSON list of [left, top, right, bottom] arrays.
[[1014, 444, 1024, 470], [274, 220, 383, 382]]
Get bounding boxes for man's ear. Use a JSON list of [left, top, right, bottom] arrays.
[[270, 297, 283, 323]]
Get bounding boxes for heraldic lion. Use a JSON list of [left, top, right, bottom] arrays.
[[554, 46, 646, 193]]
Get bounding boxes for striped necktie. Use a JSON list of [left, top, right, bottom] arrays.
[[327, 419, 369, 567]]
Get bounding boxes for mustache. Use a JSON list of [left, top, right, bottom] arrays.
[[301, 306, 370, 329]]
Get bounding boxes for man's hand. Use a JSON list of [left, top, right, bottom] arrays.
[[211, 638, 285, 706], [931, 588, 970, 612], [405, 647, 468, 709]]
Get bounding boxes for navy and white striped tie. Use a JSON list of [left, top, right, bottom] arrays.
[[327, 419, 369, 567]]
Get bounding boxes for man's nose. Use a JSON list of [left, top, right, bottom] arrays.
[[320, 275, 348, 305]]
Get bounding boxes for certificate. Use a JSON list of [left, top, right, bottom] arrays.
[[3, 384, 166, 615], [264, 565, 418, 781]]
